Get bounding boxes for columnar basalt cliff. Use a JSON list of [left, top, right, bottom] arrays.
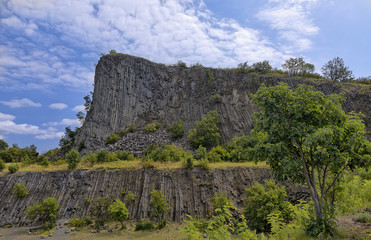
[[0, 167, 308, 226], [75, 54, 371, 153]]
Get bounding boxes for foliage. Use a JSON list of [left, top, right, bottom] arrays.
[[96, 149, 108, 162], [0, 159, 5, 172], [282, 57, 315, 76], [115, 150, 134, 161], [91, 196, 114, 229], [8, 163, 19, 173], [135, 219, 155, 231], [206, 70, 215, 86], [119, 128, 126, 137], [321, 57, 353, 82], [59, 127, 79, 153], [252, 60, 272, 73], [13, 183, 29, 197], [106, 133, 119, 145], [188, 110, 221, 148], [207, 146, 230, 162], [108, 199, 129, 229], [354, 212, 371, 223], [65, 149, 81, 170], [236, 61, 250, 72], [0, 139, 8, 151], [127, 125, 137, 133], [39, 156, 50, 167], [106, 152, 119, 162], [149, 189, 169, 220], [199, 158, 209, 170], [244, 180, 293, 232], [126, 190, 135, 203], [181, 215, 204, 240], [183, 156, 194, 169], [195, 146, 207, 160], [167, 120, 185, 139], [304, 203, 337, 238], [250, 82, 371, 235], [144, 144, 192, 162], [0, 144, 39, 163], [190, 62, 204, 68], [157, 219, 167, 229], [210, 94, 222, 103], [26, 197, 60, 230], [176, 60, 187, 68], [83, 152, 97, 166], [145, 122, 161, 132], [69, 217, 84, 228]]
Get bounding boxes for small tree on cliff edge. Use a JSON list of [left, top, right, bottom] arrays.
[[250, 83, 371, 236]]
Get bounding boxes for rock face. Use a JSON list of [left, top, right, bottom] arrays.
[[0, 167, 308, 226], [75, 54, 371, 153]]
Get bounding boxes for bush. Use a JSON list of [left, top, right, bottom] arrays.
[[167, 120, 185, 139], [8, 163, 19, 173], [126, 191, 135, 203], [65, 149, 81, 170], [199, 158, 209, 170], [83, 153, 97, 166], [206, 145, 230, 162], [91, 196, 114, 229], [183, 156, 194, 170], [355, 212, 371, 223], [39, 156, 50, 167], [135, 219, 155, 231], [106, 133, 119, 145], [145, 122, 161, 132], [26, 197, 60, 230], [119, 129, 126, 137], [13, 183, 29, 197], [106, 152, 119, 162], [157, 219, 167, 229], [127, 125, 137, 133], [109, 199, 129, 229], [176, 60, 187, 68], [244, 180, 293, 232], [195, 146, 207, 160], [69, 217, 84, 228], [96, 150, 108, 163], [150, 189, 169, 220], [116, 150, 134, 161], [210, 94, 222, 104], [188, 111, 221, 148], [0, 158, 5, 172], [144, 144, 191, 162]]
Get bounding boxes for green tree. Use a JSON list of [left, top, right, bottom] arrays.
[[13, 183, 29, 197], [108, 199, 129, 229], [251, 83, 371, 235], [0, 139, 8, 151], [188, 110, 221, 148], [321, 57, 353, 82], [0, 159, 5, 172], [167, 120, 185, 139], [91, 196, 114, 229], [149, 189, 169, 220], [252, 60, 272, 73], [59, 126, 79, 153], [26, 197, 60, 230], [8, 163, 19, 173], [282, 57, 314, 76], [65, 149, 81, 170]]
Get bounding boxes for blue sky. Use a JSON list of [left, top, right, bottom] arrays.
[[1, 0, 371, 153]]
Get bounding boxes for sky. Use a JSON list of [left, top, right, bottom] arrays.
[[1, 0, 371, 153]]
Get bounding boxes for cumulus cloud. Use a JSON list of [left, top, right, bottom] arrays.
[[256, 0, 319, 52], [49, 103, 68, 110], [72, 105, 85, 112], [43, 118, 81, 127], [0, 112, 16, 121], [1, 98, 41, 108]]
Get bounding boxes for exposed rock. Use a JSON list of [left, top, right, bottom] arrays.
[[75, 54, 371, 154], [0, 168, 307, 226]]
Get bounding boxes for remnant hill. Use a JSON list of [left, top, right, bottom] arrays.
[[75, 53, 371, 153]]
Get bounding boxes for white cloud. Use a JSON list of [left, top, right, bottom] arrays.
[[43, 118, 81, 127], [0, 112, 16, 121], [1, 98, 41, 108], [49, 103, 68, 110], [256, 0, 319, 52], [72, 105, 85, 112]]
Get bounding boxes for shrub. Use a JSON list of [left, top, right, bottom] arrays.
[[65, 149, 81, 170], [83, 153, 97, 166], [96, 150, 108, 163], [157, 219, 167, 229], [167, 120, 185, 139], [13, 183, 29, 197], [210, 94, 222, 103], [91, 196, 114, 229], [119, 129, 126, 137], [188, 111, 221, 148], [106, 152, 119, 162], [127, 125, 137, 133], [135, 219, 155, 231], [106, 133, 119, 145], [0, 158, 5, 172], [206, 145, 229, 162], [83, 216, 92, 226], [195, 146, 207, 160], [108, 199, 129, 229], [8, 163, 19, 173], [199, 158, 209, 170], [145, 122, 161, 132], [183, 156, 194, 170], [116, 150, 134, 161], [149, 189, 169, 220], [176, 60, 187, 68], [144, 144, 191, 162], [39, 156, 50, 167], [26, 197, 60, 230], [69, 217, 84, 228], [126, 191, 135, 203], [244, 180, 293, 232], [78, 141, 85, 152], [355, 212, 371, 223]]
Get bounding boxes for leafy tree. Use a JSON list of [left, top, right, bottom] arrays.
[[237, 61, 250, 72], [252, 60, 272, 73], [8, 163, 19, 173], [0, 139, 8, 151], [108, 199, 129, 229], [167, 120, 185, 139], [149, 189, 169, 220], [0, 159, 5, 172], [321, 57, 353, 82], [13, 183, 29, 197], [188, 110, 221, 148], [84, 94, 92, 111], [59, 126, 79, 153], [76, 111, 85, 125], [26, 197, 60, 230], [250, 83, 371, 235], [91, 196, 114, 229], [65, 149, 81, 170], [282, 57, 315, 76]]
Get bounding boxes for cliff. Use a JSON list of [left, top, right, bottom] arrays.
[[75, 54, 371, 153], [0, 167, 308, 226]]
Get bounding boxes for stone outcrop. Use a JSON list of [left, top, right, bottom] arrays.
[[0, 167, 308, 226], [75, 54, 371, 154]]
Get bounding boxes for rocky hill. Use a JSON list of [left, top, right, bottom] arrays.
[[75, 54, 371, 154]]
